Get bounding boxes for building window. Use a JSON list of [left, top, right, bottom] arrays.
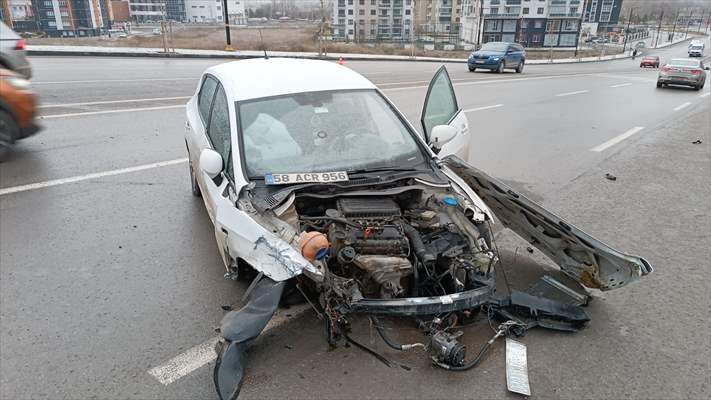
[[522, 7, 528, 14], [502, 33, 515, 42], [348, 0, 353, 4], [44, 1, 51, 6], [536, 7, 543, 14], [359, 0, 364, 4], [544, 33, 558, 46], [47, 10, 54, 16], [484, 19, 501, 32], [502, 20, 516, 32], [348, 9, 353, 15], [348, 29, 354, 34], [531, 33, 541, 42], [371, 10, 375, 15], [546, 20, 560, 32], [371, 0, 375, 4], [562, 20, 578, 31], [490, 8, 498, 15], [48, 21, 56, 26], [359, 9, 364, 15], [534, 19, 543, 28], [559, 33, 577, 46], [405, 9, 410, 15]]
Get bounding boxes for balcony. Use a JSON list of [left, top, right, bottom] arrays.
[[484, 12, 520, 18], [505, 0, 521, 4], [549, 12, 581, 17]]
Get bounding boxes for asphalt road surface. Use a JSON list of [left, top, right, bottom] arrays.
[[1, 37, 710, 400]]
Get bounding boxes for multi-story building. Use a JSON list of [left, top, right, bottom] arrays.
[[128, 0, 185, 22], [332, 0, 414, 42], [2, 0, 35, 30], [415, 0, 464, 38], [481, 0, 583, 48], [32, 0, 114, 36], [459, 0, 481, 44], [582, 0, 622, 33], [185, 0, 244, 24]]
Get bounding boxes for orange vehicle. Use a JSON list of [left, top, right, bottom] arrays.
[[0, 68, 40, 161]]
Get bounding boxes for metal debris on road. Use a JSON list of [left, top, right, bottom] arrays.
[[605, 173, 617, 181]]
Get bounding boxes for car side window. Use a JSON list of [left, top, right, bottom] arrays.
[[207, 85, 232, 179], [421, 66, 458, 140], [198, 76, 218, 124]]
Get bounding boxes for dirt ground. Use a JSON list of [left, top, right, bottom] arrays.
[[28, 24, 622, 59]]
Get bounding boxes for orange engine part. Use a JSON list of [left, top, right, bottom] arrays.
[[299, 231, 329, 262]]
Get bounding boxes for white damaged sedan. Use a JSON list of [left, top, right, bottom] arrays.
[[184, 58, 652, 399]]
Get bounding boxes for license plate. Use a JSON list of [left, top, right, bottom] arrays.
[[265, 171, 349, 185], [505, 338, 531, 396], [476, 60, 485, 64]]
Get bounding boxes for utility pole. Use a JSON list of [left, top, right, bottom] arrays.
[[223, 0, 233, 51], [670, 10, 679, 43], [622, 7, 633, 54], [698, 9, 705, 32], [475, 0, 483, 49], [318, 0, 325, 57], [684, 10, 693, 38], [654, 9, 663, 48]]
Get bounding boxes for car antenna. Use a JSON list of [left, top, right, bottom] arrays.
[[259, 29, 269, 59]]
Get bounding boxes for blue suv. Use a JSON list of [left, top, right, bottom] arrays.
[[468, 42, 526, 73]]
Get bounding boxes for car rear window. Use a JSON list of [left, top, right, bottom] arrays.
[[669, 59, 699, 67]]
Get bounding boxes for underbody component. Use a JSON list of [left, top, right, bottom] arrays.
[[214, 278, 285, 400]]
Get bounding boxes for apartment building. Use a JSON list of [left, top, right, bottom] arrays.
[[582, 0, 622, 33], [331, 0, 414, 42], [414, 0, 461, 35], [459, 0, 481, 44], [185, 0, 245, 24], [128, 0, 185, 22], [32, 0, 114, 36], [481, 0, 583, 47]]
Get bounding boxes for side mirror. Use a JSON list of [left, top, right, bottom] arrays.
[[705, 66, 710, 70], [199, 148, 223, 179], [429, 125, 458, 152]]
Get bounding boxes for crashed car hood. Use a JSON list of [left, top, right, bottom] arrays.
[[443, 156, 653, 291]]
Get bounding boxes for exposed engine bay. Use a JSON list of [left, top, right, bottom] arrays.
[[293, 191, 495, 302]]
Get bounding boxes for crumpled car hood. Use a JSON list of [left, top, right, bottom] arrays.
[[443, 156, 653, 291]]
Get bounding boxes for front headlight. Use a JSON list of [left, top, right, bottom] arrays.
[[491, 57, 500, 61], [1, 76, 32, 90]]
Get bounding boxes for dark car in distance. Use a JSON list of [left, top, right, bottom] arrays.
[[468, 42, 526, 73], [640, 56, 660, 68]]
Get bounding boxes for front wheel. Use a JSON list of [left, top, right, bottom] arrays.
[[468, 66, 476, 72], [515, 61, 524, 73], [496, 61, 504, 73], [656, 81, 662, 88], [0, 110, 18, 163]]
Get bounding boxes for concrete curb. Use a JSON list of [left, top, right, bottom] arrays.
[[27, 36, 695, 64]]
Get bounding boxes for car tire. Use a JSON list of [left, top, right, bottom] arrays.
[[656, 81, 662, 88], [656, 63, 659, 68], [468, 66, 476, 72], [0, 110, 19, 163], [189, 157, 202, 197], [496, 61, 504, 73], [515, 61, 524, 73]]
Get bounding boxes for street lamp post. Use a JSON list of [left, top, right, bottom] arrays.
[[654, 9, 663, 48], [684, 10, 693, 38], [670, 10, 679, 43], [223, 0, 234, 51], [621, 7, 633, 54]]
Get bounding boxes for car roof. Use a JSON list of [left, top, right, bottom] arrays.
[[0, 21, 21, 39], [206, 58, 377, 102]]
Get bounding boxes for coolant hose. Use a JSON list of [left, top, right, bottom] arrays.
[[403, 224, 435, 263], [371, 316, 425, 351]]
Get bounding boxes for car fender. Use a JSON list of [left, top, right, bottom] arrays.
[[215, 202, 322, 282]]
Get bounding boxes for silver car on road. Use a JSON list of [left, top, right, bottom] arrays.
[[656, 58, 708, 90], [0, 22, 32, 79]]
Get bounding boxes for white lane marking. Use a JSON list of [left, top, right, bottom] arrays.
[[0, 158, 188, 196], [147, 304, 311, 385], [40, 104, 185, 119], [463, 104, 504, 113], [33, 77, 196, 85], [673, 102, 692, 111], [555, 90, 589, 97], [610, 83, 633, 88], [383, 73, 593, 91], [40, 96, 191, 108], [701, 92, 711, 98], [591, 126, 645, 152]]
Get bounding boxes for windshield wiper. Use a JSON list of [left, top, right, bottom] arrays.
[[348, 166, 424, 175]]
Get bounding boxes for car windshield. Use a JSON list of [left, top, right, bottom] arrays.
[[480, 42, 508, 52], [238, 89, 426, 178], [669, 59, 699, 67], [690, 46, 703, 50]]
